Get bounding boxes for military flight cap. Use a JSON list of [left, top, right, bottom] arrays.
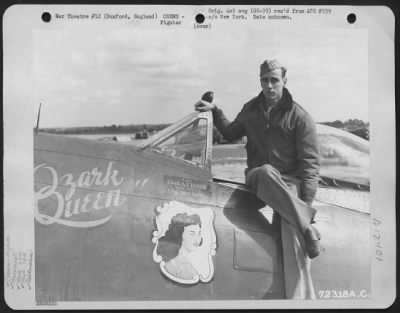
[[260, 59, 285, 78]]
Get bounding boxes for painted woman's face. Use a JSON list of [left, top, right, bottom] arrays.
[[181, 224, 202, 252]]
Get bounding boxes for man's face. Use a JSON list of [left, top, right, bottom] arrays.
[[260, 68, 287, 105]]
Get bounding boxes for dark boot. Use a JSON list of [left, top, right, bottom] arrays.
[[304, 225, 324, 259]]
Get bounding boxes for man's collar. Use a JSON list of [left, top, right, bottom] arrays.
[[257, 88, 293, 112]]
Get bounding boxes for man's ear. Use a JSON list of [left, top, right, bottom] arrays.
[[283, 77, 288, 85]]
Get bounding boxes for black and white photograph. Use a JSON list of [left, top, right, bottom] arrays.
[[3, 4, 396, 310]]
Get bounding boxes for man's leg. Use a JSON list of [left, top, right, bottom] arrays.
[[245, 164, 316, 234], [246, 164, 319, 298], [281, 219, 316, 299]]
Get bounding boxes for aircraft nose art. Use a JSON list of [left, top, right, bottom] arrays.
[[34, 138, 131, 228], [152, 201, 217, 285], [34, 133, 156, 229]]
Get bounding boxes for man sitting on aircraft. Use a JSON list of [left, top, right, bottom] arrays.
[[195, 59, 323, 259]]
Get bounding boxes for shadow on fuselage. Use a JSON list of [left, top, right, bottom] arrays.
[[221, 187, 285, 299]]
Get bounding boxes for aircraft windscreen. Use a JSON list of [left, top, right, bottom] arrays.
[[149, 118, 208, 167]]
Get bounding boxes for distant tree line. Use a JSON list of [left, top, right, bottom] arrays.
[[320, 118, 369, 130], [39, 123, 171, 135], [38, 118, 369, 141], [320, 119, 369, 140]]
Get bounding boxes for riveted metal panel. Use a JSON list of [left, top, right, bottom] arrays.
[[233, 229, 281, 274]]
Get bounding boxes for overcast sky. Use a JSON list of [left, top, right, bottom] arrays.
[[33, 24, 368, 128]]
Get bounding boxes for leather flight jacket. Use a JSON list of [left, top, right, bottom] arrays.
[[212, 88, 320, 204]]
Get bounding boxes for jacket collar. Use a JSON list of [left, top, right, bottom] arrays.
[[256, 87, 294, 112]]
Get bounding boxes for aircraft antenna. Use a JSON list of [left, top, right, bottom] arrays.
[[35, 103, 42, 133]]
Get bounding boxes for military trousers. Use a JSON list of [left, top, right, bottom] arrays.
[[245, 164, 317, 299], [245, 164, 316, 234]]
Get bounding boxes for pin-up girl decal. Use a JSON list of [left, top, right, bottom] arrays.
[[152, 201, 216, 284]]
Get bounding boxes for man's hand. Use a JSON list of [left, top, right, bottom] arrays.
[[195, 91, 215, 112], [194, 100, 215, 112]]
